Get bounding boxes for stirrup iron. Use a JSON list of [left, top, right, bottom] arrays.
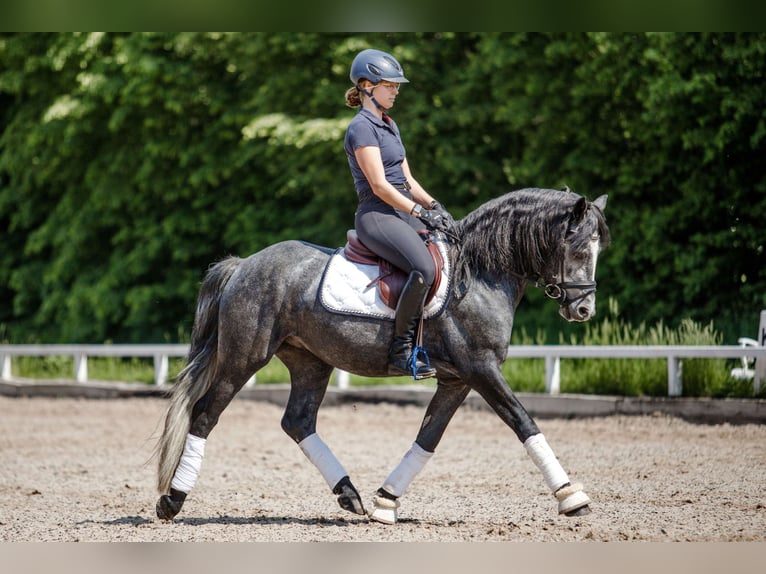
[[410, 345, 435, 380]]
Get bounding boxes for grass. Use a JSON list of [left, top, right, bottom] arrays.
[[7, 298, 762, 398], [505, 298, 763, 398]]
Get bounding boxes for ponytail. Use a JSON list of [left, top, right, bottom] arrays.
[[345, 86, 362, 108]]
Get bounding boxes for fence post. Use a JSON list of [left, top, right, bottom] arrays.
[[1, 354, 11, 380], [154, 354, 169, 386], [545, 355, 560, 394], [335, 369, 350, 389], [74, 352, 88, 383], [668, 356, 682, 397], [754, 310, 766, 393]]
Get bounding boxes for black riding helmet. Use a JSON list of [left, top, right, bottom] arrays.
[[349, 49, 410, 86]]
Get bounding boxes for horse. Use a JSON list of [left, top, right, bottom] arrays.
[[155, 187, 610, 524]]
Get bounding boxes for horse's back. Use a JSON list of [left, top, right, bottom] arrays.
[[227, 239, 332, 298]]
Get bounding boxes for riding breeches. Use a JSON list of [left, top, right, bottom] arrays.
[[355, 204, 435, 288]]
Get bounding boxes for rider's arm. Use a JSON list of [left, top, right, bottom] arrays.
[[401, 158, 436, 208], [354, 146, 421, 215]]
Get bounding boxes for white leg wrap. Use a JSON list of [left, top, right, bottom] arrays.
[[299, 433, 348, 490], [380, 442, 433, 498], [171, 434, 206, 493], [523, 433, 569, 492]]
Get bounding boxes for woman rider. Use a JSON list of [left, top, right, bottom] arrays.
[[344, 48, 455, 380]]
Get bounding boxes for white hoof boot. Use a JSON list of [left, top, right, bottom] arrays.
[[369, 495, 400, 525], [555, 483, 591, 515]]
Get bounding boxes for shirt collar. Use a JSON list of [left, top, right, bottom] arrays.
[[359, 107, 394, 130]]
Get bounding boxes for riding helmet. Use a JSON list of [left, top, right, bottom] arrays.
[[349, 49, 409, 86]]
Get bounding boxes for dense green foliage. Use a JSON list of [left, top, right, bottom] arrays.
[[1, 33, 764, 344]]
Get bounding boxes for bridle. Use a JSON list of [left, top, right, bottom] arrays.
[[539, 251, 597, 309], [512, 240, 598, 310]]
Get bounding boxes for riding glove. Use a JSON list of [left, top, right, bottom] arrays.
[[418, 208, 448, 232], [427, 201, 457, 235]]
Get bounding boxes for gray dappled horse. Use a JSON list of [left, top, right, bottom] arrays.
[[156, 187, 609, 524]]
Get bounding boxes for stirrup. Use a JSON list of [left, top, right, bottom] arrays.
[[410, 346, 436, 380]]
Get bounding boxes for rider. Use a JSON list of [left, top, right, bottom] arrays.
[[344, 48, 454, 380]]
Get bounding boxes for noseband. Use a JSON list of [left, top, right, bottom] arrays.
[[542, 276, 597, 308], [515, 245, 597, 309]]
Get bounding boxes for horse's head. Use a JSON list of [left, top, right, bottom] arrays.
[[543, 194, 609, 322]]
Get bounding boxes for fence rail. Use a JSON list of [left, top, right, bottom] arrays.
[[505, 345, 766, 396], [1, 343, 765, 396]]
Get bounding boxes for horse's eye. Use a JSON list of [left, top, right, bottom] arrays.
[[573, 251, 589, 261]]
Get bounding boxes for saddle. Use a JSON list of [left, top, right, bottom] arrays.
[[342, 229, 444, 310]]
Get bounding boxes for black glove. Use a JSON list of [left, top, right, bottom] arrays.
[[430, 201, 456, 227], [430, 200, 455, 234], [418, 208, 448, 232]]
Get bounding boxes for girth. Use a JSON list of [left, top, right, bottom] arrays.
[[343, 229, 444, 310]]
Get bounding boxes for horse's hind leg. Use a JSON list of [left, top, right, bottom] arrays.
[[156, 355, 267, 521], [278, 347, 365, 516]]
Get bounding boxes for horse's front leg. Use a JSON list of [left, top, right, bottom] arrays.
[[469, 362, 591, 516], [370, 378, 471, 524]]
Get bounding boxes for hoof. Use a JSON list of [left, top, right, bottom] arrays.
[[156, 489, 187, 521], [555, 482, 591, 515], [156, 496, 181, 521], [368, 494, 400, 525], [565, 504, 592, 517], [333, 477, 366, 516]]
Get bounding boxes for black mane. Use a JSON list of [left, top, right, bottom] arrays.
[[452, 188, 610, 287]]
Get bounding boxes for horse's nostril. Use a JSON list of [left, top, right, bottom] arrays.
[[577, 306, 591, 319]]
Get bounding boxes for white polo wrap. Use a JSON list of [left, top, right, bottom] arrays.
[[523, 433, 569, 492], [299, 433, 348, 489], [171, 433, 207, 493], [381, 442, 434, 498]]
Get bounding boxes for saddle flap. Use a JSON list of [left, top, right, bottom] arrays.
[[342, 229, 444, 310]]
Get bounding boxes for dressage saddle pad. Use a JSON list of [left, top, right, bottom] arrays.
[[319, 231, 451, 320]]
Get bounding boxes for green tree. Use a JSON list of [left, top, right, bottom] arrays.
[[1, 33, 764, 344]]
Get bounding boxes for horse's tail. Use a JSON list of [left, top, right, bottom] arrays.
[[156, 256, 243, 494]]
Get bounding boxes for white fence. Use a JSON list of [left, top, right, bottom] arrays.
[[0, 344, 189, 387], [1, 342, 764, 397], [505, 344, 766, 396]]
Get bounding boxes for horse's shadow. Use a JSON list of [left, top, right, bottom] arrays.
[[175, 514, 372, 527], [84, 514, 399, 527]]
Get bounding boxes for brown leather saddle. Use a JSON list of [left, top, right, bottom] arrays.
[[342, 229, 444, 310]]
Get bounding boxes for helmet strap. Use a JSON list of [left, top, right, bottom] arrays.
[[359, 85, 387, 112]]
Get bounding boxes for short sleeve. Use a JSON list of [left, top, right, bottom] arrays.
[[345, 116, 380, 151]]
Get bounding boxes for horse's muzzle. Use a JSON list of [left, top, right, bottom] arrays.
[[557, 293, 596, 322], [545, 281, 597, 322]]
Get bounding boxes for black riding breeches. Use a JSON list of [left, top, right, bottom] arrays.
[[355, 204, 435, 288]]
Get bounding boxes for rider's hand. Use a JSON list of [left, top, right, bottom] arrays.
[[426, 201, 458, 237], [418, 208, 447, 231], [430, 201, 456, 227]]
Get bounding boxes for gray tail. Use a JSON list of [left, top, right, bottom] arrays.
[[156, 256, 243, 494]]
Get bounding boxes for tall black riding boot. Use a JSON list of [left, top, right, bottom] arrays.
[[388, 270, 437, 380]]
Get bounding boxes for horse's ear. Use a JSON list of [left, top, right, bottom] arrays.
[[572, 196, 588, 223], [593, 194, 608, 211]]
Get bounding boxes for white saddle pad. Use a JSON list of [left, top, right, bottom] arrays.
[[319, 238, 451, 320]]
